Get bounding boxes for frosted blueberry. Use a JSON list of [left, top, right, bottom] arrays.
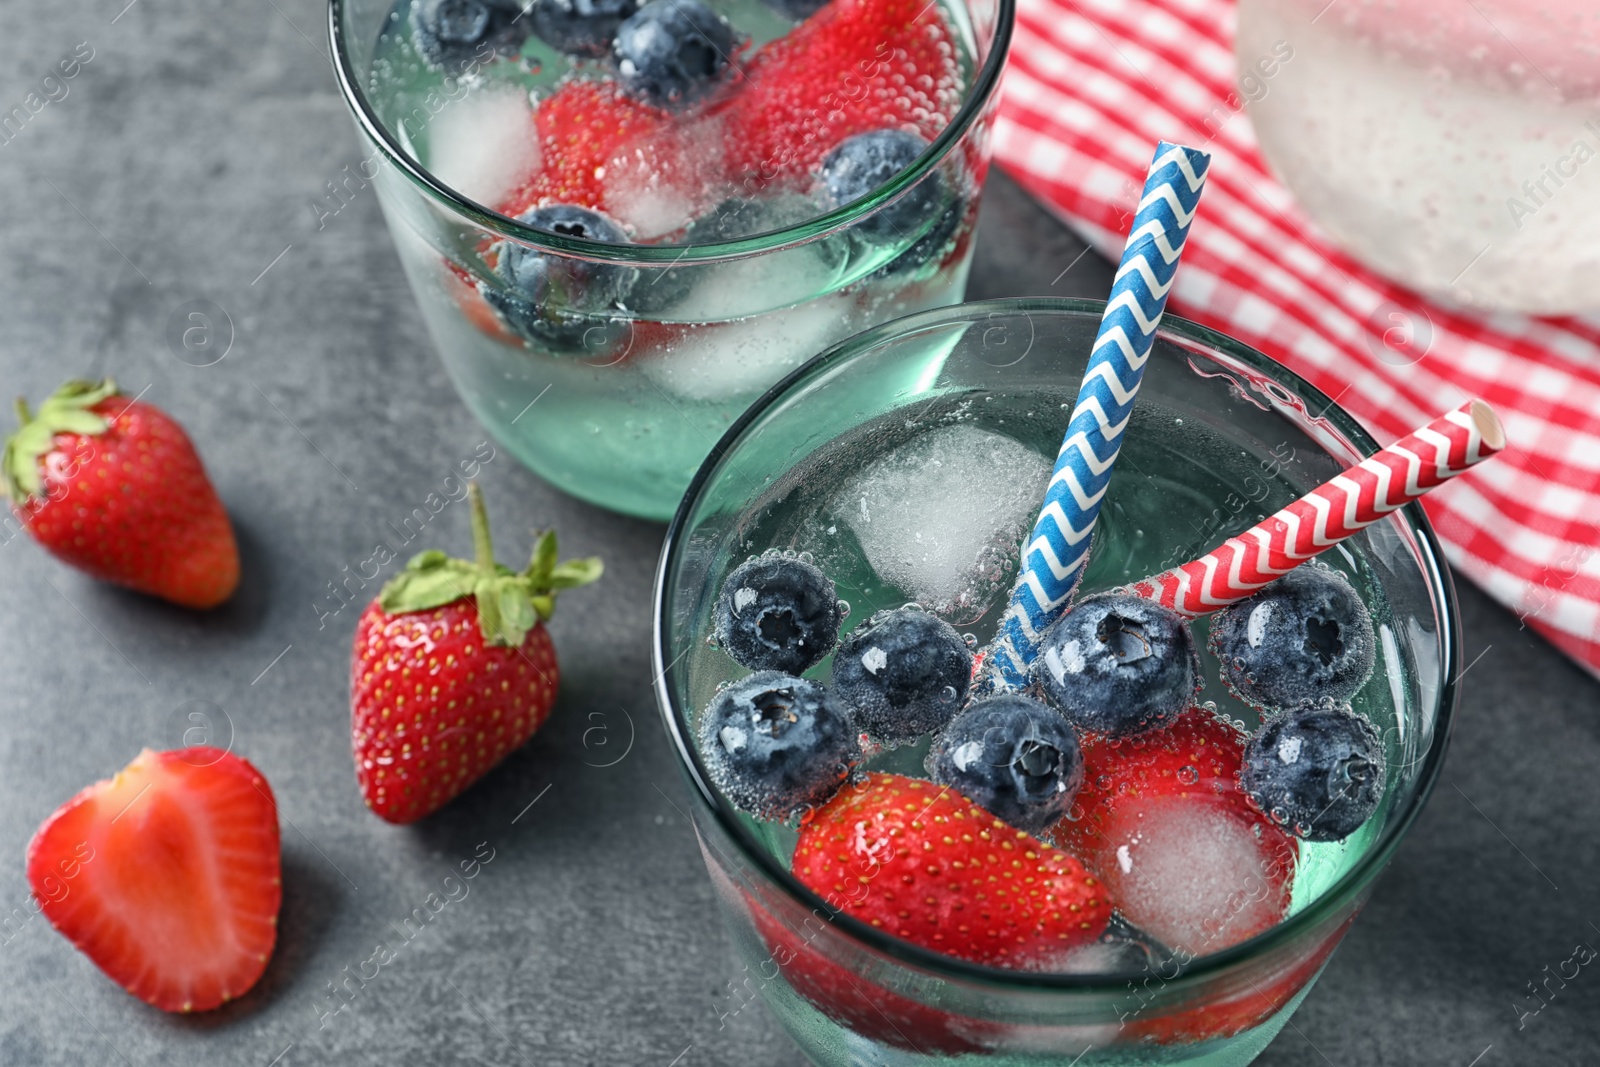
[[1209, 562, 1376, 708], [831, 606, 972, 745], [925, 694, 1082, 834], [613, 0, 734, 108], [527, 0, 640, 56], [1241, 702, 1384, 842], [698, 672, 861, 820], [1030, 593, 1198, 738], [714, 556, 844, 674], [485, 205, 637, 351]]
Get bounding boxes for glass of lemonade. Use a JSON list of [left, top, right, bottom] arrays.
[[329, 0, 1012, 519], [654, 299, 1459, 1066]]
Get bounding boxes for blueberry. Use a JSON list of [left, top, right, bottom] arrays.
[[625, 196, 800, 314], [760, 0, 829, 18], [527, 0, 640, 56], [699, 671, 861, 820], [1209, 562, 1376, 709], [694, 195, 811, 241], [822, 130, 944, 242], [622, 260, 698, 315], [411, 0, 529, 69], [484, 205, 638, 351], [613, 0, 735, 108], [830, 607, 971, 746], [714, 556, 844, 674], [925, 695, 1082, 834], [1241, 703, 1385, 841], [1030, 593, 1198, 738], [870, 198, 965, 279]]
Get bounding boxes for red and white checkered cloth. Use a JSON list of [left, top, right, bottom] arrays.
[[993, 0, 1600, 678]]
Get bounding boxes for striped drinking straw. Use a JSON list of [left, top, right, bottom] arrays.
[[1130, 400, 1505, 616], [981, 141, 1211, 692]]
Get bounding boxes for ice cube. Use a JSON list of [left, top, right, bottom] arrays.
[[666, 206, 847, 323], [1093, 796, 1292, 956], [601, 116, 727, 240], [426, 85, 540, 208], [639, 291, 858, 402], [838, 426, 1051, 622]]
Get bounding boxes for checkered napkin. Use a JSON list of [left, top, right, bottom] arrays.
[[991, 0, 1600, 678]]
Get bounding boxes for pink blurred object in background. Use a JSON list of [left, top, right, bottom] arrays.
[[1239, 0, 1600, 314]]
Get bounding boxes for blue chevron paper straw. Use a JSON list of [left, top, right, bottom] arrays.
[[982, 141, 1211, 692]]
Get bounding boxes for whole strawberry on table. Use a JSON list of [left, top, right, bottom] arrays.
[[2, 378, 239, 609], [351, 483, 601, 823]]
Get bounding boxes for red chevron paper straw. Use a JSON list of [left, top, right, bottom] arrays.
[[1130, 400, 1505, 617]]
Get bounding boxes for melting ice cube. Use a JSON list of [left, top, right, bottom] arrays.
[[838, 425, 1051, 622], [1092, 796, 1292, 956], [639, 290, 858, 403], [426, 86, 540, 209]]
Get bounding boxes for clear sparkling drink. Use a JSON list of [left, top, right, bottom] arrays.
[[338, 0, 1005, 517], [689, 390, 1392, 916]]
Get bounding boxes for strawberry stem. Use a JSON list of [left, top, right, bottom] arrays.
[[468, 482, 496, 578], [14, 398, 30, 427]]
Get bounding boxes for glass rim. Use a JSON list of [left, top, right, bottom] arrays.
[[651, 296, 1462, 993], [326, 0, 1015, 264]]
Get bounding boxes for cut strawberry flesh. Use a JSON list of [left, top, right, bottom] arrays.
[[27, 748, 281, 1013]]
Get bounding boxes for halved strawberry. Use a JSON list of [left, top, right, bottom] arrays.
[[793, 773, 1111, 967], [1052, 708, 1297, 956], [723, 0, 964, 190], [26, 748, 282, 1013]]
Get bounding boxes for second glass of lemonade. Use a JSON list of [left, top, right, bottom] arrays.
[[331, 0, 1013, 518]]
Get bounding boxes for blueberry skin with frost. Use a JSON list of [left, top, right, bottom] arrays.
[[1241, 702, 1385, 841], [484, 205, 637, 352], [1030, 593, 1198, 738], [926, 694, 1082, 834], [526, 0, 640, 56], [613, 0, 735, 108], [714, 556, 843, 674], [822, 130, 944, 242], [1209, 562, 1376, 709], [831, 607, 972, 746], [698, 671, 860, 820], [411, 0, 531, 68]]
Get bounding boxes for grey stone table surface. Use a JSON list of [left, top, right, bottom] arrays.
[[0, 2, 1597, 1065]]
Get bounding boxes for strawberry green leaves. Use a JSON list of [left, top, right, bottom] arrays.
[[376, 484, 602, 647], [3, 378, 119, 502]]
